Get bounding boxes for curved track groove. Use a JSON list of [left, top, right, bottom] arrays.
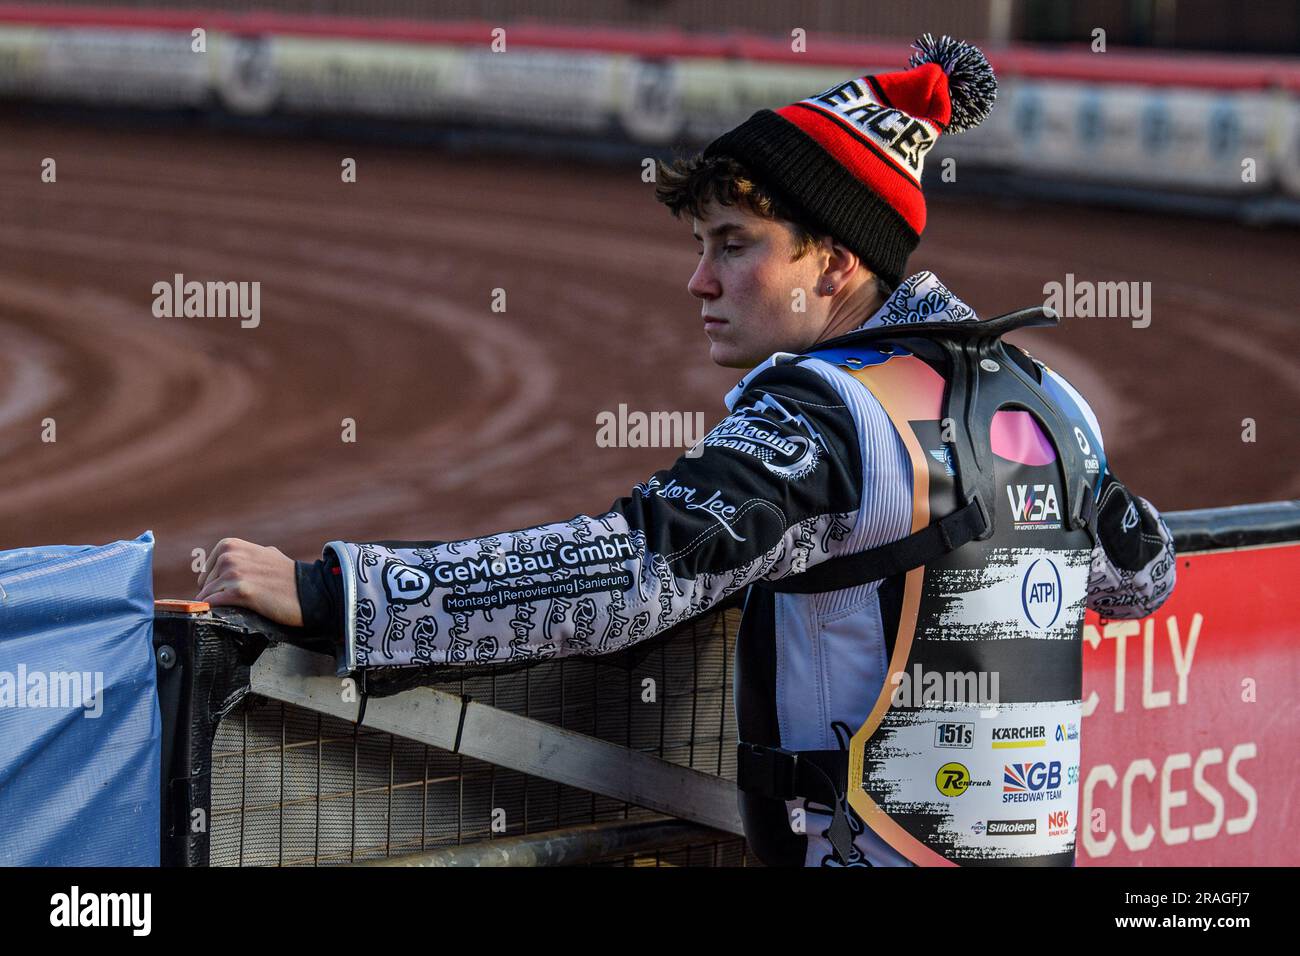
[[0, 117, 1295, 601]]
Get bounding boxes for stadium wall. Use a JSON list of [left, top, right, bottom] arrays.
[[0, 5, 1299, 219]]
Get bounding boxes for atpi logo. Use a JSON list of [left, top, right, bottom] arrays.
[[1020, 557, 1064, 629], [1002, 761, 1063, 804], [1006, 483, 1062, 531]]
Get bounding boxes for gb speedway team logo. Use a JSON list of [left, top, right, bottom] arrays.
[[702, 392, 826, 480]]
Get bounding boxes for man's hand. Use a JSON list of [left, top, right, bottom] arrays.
[[195, 538, 304, 627]]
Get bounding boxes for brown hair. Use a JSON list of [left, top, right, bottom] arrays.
[[655, 151, 896, 299]]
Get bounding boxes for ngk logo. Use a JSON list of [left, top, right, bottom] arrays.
[[1048, 809, 1071, 836]]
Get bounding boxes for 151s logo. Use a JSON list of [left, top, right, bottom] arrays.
[[1002, 761, 1063, 803], [935, 722, 974, 748]]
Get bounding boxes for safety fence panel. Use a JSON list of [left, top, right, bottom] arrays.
[[0, 532, 159, 866]]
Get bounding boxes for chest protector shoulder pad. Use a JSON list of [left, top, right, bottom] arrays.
[[737, 306, 1103, 866]]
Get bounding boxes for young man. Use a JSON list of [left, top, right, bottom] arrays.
[[198, 36, 1176, 866]]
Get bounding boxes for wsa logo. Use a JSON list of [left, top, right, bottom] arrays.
[[1006, 483, 1062, 530], [1020, 557, 1064, 629]]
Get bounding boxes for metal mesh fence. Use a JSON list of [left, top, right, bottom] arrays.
[[207, 604, 757, 866]]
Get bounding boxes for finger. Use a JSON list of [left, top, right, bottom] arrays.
[[203, 587, 250, 610], [197, 539, 240, 591], [196, 574, 237, 604], [196, 541, 224, 590]]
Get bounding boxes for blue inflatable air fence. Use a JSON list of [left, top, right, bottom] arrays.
[[0, 531, 159, 866]]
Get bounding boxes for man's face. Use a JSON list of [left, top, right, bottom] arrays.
[[688, 201, 828, 368]]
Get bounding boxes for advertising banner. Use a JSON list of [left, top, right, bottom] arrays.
[[1078, 542, 1298, 865]]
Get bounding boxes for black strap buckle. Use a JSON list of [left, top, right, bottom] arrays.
[[737, 743, 799, 801], [1074, 476, 1097, 534], [964, 491, 993, 542], [738, 742, 858, 865]]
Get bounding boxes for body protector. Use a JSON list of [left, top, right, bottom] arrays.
[[736, 306, 1101, 866]]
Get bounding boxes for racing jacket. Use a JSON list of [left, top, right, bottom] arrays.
[[297, 270, 1177, 867]]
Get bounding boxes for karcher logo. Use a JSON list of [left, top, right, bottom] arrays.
[[991, 725, 1047, 749]]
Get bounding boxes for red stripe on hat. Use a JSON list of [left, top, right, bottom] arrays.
[[874, 62, 952, 129], [785, 101, 922, 190], [778, 103, 927, 235]]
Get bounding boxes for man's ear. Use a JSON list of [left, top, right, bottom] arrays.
[[822, 237, 861, 288]]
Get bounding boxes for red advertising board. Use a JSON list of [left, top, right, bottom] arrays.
[[1078, 542, 1299, 865]]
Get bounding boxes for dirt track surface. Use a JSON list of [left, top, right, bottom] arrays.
[[1, 115, 1297, 601]]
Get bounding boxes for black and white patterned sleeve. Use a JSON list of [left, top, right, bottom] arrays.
[[321, 364, 864, 674]]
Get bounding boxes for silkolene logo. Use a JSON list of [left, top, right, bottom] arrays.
[[985, 818, 1037, 836]]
